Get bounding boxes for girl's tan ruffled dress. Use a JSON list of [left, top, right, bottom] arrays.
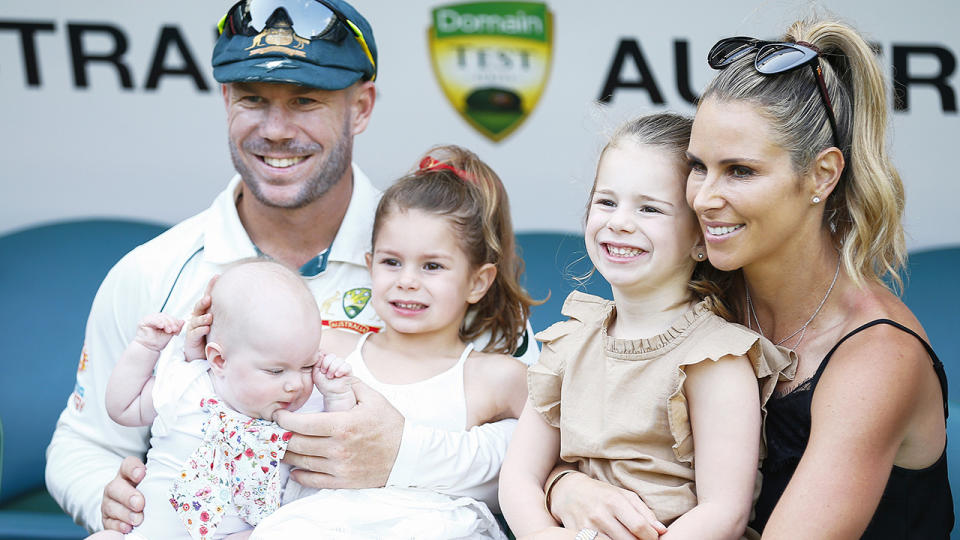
[[529, 291, 795, 530]]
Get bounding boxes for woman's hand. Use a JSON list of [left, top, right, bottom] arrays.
[[548, 471, 666, 540]]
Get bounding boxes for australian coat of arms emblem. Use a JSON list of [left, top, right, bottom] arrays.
[[247, 20, 310, 57]]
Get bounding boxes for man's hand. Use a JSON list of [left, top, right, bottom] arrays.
[[276, 381, 403, 489], [100, 457, 146, 533]]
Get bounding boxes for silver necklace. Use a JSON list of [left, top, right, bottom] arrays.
[[745, 257, 841, 350]]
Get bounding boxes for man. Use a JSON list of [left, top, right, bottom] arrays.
[[45, 0, 536, 533]]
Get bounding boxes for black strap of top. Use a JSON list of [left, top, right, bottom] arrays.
[[810, 318, 949, 419]]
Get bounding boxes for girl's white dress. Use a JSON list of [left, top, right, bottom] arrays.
[[250, 333, 508, 540]]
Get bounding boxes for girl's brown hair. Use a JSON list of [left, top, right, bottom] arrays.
[[371, 145, 537, 354]]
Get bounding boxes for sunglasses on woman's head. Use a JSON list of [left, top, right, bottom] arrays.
[[707, 36, 841, 150]]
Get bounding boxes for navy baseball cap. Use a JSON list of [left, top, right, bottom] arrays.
[[212, 0, 377, 91]]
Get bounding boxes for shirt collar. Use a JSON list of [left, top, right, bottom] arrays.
[[328, 163, 380, 267], [202, 175, 257, 265]]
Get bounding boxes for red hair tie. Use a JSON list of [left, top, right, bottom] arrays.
[[418, 156, 476, 183]]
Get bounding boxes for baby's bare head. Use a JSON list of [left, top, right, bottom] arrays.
[[208, 260, 321, 353], [204, 260, 322, 419]]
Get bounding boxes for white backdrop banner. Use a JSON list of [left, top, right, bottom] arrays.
[[1, 1, 957, 250]]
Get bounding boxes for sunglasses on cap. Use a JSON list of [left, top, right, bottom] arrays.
[[219, 0, 376, 81], [708, 37, 840, 150]]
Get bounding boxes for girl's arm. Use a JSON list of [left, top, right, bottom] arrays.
[[499, 401, 562, 536], [762, 325, 941, 539], [105, 313, 184, 427], [503, 404, 665, 540], [661, 354, 760, 539], [545, 467, 665, 540]]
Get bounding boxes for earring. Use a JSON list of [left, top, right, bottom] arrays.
[[691, 247, 706, 262], [812, 195, 822, 204]]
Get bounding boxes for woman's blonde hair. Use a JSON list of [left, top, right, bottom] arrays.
[[700, 19, 906, 291], [372, 145, 537, 354]]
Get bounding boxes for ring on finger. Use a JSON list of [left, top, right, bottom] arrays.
[[575, 529, 599, 540]]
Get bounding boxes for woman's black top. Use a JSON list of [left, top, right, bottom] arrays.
[[750, 319, 954, 538]]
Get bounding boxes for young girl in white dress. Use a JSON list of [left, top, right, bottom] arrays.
[[499, 113, 793, 540], [251, 145, 538, 539]]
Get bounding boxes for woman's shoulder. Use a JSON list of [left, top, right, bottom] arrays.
[[825, 315, 932, 382], [805, 284, 947, 472], [811, 280, 941, 418], [826, 281, 933, 368]]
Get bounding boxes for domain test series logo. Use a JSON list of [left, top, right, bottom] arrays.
[[428, 2, 553, 142]]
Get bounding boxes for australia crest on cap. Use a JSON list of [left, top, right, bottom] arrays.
[[246, 16, 309, 58]]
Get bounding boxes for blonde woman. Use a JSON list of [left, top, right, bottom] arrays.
[[546, 18, 953, 540]]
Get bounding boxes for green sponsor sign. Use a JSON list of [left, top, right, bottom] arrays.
[[429, 2, 554, 141]]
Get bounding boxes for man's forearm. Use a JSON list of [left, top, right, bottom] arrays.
[[46, 418, 140, 532]]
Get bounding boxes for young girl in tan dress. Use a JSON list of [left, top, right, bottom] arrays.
[[499, 113, 793, 540]]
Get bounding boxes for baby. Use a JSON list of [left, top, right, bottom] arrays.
[[90, 260, 353, 540]]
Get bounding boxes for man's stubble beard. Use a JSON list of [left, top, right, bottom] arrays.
[[230, 117, 353, 210]]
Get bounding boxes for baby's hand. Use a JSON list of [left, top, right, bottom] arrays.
[[135, 313, 185, 352], [313, 351, 357, 412], [317, 350, 353, 379], [183, 275, 218, 362]]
